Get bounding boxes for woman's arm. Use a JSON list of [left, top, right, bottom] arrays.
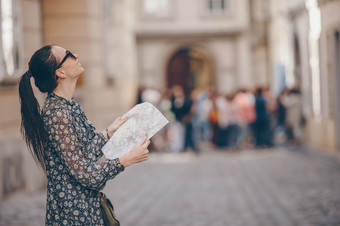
[[101, 116, 128, 139], [46, 108, 124, 191], [78, 116, 127, 161], [119, 138, 150, 167], [46, 108, 149, 190]]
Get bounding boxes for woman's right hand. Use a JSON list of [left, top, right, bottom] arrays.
[[119, 138, 150, 167]]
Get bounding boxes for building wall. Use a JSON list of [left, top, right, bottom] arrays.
[[134, 0, 257, 95], [0, 0, 45, 202], [137, 35, 241, 94], [250, 0, 270, 87], [135, 0, 249, 35], [312, 0, 340, 151], [43, 0, 136, 128], [110, 0, 139, 109], [268, 0, 339, 152]]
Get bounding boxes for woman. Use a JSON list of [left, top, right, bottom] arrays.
[[18, 45, 150, 225]]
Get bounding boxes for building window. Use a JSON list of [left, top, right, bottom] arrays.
[[205, 0, 228, 14], [1, 0, 21, 82], [142, 0, 171, 17]]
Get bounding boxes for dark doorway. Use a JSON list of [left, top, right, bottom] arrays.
[[166, 47, 212, 95], [167, 48, 191, 94]]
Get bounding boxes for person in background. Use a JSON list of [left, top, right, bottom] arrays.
[[225, 94, 241, 149], [215, 94, 229, 148], [263, 87, 276, 147], [153, 89, 174, 151], [234, 89, 256, 148], [253, 88, 271, 148], [275, 88, 289, 144], [170, 85, 195, 152], [208, 90, 219, 147], [281, 87, 304, 146], [196, 86, 213, 142], [18, 45, 150, 225]]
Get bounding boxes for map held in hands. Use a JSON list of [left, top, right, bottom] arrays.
[[102, 102, 169, 159]]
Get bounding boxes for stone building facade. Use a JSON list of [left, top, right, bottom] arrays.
[[0, 0, 45, 202], [267, 0, 340, 151], [134, 0, 269, 94], [317, 0, 340, 151]]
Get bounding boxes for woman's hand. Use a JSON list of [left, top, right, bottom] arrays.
[[107, 116, 128, 136], [119, 138, 150, 167]]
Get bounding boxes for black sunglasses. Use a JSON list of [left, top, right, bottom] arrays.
[[56, 50, 76, 69]]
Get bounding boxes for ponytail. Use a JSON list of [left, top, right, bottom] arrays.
[[18, 45, 58, 171], [18, 71, 47, 171]]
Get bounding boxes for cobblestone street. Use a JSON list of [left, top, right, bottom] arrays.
[[1, 146, 340, 226]]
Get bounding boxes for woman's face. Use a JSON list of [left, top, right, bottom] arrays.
[[52, 46, 84, 80]]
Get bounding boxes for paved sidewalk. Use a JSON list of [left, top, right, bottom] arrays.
[[1, 146, 340, 226]]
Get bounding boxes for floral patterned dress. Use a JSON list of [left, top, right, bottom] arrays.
[[42, 92, 124, 225]]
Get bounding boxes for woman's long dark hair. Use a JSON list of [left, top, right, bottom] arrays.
[[18, 45, 59, 171]]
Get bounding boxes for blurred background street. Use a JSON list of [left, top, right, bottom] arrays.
[[1, 145, 340, 226], [1, 0, 340, 225]]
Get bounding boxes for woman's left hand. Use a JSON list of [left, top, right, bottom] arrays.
[[107, 116, 128, 136]]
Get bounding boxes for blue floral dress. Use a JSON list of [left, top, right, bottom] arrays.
[[42, 92, 124, 225]]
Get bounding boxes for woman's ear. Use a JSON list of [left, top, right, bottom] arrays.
[[56, 69, 66, 79]]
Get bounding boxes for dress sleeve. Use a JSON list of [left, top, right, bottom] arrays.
[[84, 130, 107, 160], [46, 108, 124, 191], [77, 106, 107, 160]]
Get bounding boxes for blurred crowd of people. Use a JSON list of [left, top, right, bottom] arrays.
[[136, 85, 305, 153]]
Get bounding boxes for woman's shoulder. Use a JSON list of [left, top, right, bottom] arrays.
[[42, 100, 70, 119], [42, 93, 73, 116]]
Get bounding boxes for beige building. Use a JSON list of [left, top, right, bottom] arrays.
[[268, 0, 340, 151], [133, 0, 269, 94], [0, 0, 339, 201], [317, 0, 340, 151]]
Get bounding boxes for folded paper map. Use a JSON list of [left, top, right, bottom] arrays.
[[102, 102, 169, 159]]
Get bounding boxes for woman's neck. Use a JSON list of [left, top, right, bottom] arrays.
[[53, 80, 77, 101]]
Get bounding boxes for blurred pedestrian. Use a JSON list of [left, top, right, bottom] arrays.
[[18, 45, 150, 225], [152, 89, 174, 151], [208, 91, 219, 147], [215, 94, 229, 148], [189, 89, 201, 152], [263, 87, 276, 147], [274, 88, 288, 144], [253, 88, 271, 148], [136, 86, 145, 104], [234, 89, 256, 148], [225, 94, 241, 149], [141, 87, 161, 106], [196, 86, 213, 142], [281, 87, 304, 145], [170, 85, 195, 152]]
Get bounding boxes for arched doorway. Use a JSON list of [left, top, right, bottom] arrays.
[[166, 46, 213, 94]]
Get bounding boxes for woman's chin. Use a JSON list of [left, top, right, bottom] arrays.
[[79, 67, 85, 74]]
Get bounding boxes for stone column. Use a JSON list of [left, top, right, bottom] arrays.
[[236, 33, 252, 89]]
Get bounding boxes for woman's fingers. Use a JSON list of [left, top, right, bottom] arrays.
[[116, 116, 128, 127], [143, 139, 151, 148], [138, 138, 147, 146], [120, 116, 128, 124]]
